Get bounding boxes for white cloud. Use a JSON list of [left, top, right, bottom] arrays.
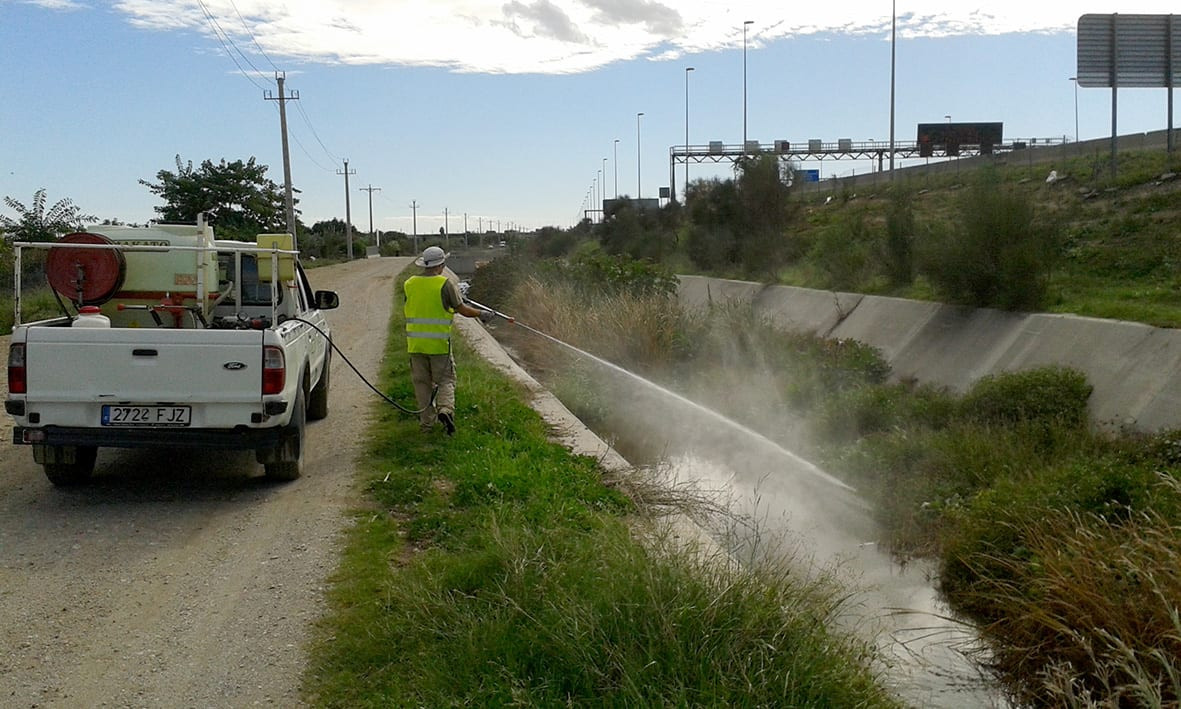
[[20, 0, 89, 10], [107, 1, 1178, 74]]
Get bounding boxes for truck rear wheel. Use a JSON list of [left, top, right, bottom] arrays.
[[41, 446, 98, 486], [307, 350, 330, 421], [263, 390, 305, 481]]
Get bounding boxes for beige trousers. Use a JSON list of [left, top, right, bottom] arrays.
[[409, 352, 456, 429]]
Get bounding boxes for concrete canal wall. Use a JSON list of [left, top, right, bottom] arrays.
[[678, 275, 1181, 433]]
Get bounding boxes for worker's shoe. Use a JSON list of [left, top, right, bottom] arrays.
[[438, 412, 456, 436]]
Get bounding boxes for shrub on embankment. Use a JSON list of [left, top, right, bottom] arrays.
[[483, 255, 1181, 707], [303, 266, 900, 708]]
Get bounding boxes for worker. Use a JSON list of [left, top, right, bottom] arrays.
[[403, 245, 495, 435]]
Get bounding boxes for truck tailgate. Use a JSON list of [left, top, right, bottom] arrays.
[[22, 327, 266, 428]]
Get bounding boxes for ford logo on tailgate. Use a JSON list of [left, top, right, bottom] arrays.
[[223, 362, 247, 371]]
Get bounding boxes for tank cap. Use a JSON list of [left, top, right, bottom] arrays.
[[79, 306, 102, 314]]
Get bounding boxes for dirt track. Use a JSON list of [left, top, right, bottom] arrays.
[[0, 256, 409, 707]]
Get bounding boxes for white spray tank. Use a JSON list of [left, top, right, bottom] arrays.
[[73, 305, 111, 328]]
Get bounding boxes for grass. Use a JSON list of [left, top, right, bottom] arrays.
[[1, 285, 67, 334], [301, 267, 901, 708]]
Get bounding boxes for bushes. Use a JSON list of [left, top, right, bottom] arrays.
[[466, 252, 528, 313], [960, 365, 1092, 429], [939, 473, 1181, 706], [808, 213, 876, 291], [813, 366, 1094, 555], [598, 200, 680, 263], [919, 169, 1061, 310]]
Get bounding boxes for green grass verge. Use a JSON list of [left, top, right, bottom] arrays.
[[301, 270, 901, 708]]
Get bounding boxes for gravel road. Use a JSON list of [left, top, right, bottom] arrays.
[[0, 256, 410, 708]]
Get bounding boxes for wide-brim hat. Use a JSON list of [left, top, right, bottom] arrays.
[[415, 246, 449, 268]]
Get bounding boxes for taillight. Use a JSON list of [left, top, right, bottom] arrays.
[[262, 345, 286, 395], [8, 343, 26, 395]]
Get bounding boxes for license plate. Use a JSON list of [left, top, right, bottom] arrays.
[[101, 405, 191, 427]]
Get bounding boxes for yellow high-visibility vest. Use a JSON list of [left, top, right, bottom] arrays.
[[404, 275, 453, 355]]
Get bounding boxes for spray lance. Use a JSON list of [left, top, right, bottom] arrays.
[[464, 298, 516, 325]]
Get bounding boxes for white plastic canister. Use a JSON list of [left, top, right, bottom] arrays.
[[73, 305, 111, 328]]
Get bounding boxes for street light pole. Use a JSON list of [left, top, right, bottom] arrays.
[[593, 175, 598, 223], [636, 112, 644, 200], [685, 66, 695, 201], [889, 0, 896, 177], [743, 20, 754, 155], [598, 170, 604, 221], [1069, 77, 1079, 141], [613, 139, 620, 198], [601, 157, 608, 215]]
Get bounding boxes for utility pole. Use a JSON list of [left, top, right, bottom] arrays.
[[337, 160, 356, 259], [889, 0, 896, 178], [463, 212, 468, 247], [443, 207, 449, 247], [410, 200, 419, 253], [264, 72, 299, 246], [359, 185, 381, 248]]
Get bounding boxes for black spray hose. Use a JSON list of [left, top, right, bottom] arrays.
[[290, 317, 436, 416]]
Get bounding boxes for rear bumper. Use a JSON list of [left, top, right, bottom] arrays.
[[12, 425, 286, 451]]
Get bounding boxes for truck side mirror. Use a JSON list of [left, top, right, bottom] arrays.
[[314, 291, 339, 310]]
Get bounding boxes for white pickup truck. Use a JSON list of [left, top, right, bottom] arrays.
[[5, 222, 337, 486]]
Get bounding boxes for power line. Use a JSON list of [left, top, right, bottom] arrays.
[[221, 0, 341, 167], [293, 101, 340, 164], [197, 2, 340, 178], [195, 0, 267, 90], [226, 0, 280, 73], [287, 124, 336, 173], [222, 0, 340, 166]]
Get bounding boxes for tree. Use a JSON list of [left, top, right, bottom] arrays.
[[595, 196, 679, 263], [684, 178, 741, 272], [139, 155, 293, 239], [882, 187, 916, 285], [304, 218, 349, 259], [1, 188, 96, 242], [734, 154, 800, 278], [682, 156, 800, 279]]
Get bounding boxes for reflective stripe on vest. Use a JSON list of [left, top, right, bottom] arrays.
[[404, 275, 454, 354]]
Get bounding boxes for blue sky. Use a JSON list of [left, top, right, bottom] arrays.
[[2, 1, 1178, 237]]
